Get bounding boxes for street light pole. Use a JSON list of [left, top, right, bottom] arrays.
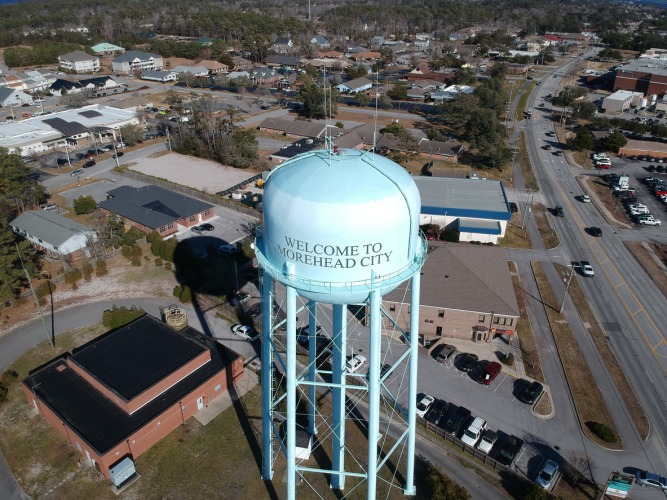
[[560, 265, 574, 314]]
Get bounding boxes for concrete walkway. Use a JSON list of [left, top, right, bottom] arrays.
[[194, 368, 259, 426]]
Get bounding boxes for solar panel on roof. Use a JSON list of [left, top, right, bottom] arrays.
[[78, 110, 103, 118]]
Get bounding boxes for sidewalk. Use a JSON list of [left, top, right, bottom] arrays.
[[194, 368, 259, 426]]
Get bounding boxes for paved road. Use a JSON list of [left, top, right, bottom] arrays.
[[513, 52, 667, 491]]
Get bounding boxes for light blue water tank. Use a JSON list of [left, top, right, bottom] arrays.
[[256, 148, 424, 304]]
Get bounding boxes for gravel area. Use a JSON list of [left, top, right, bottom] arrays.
[[129, 152, 260, 193]]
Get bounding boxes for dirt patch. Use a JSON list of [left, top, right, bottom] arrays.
[[534, 391, 552, 416], [509, 262, 543, 382]]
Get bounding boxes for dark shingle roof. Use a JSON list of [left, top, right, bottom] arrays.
[[113, 50, 160, 63], [98, 185, 213, 229]]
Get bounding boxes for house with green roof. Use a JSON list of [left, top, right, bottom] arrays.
[[91, 43, 125, 56]]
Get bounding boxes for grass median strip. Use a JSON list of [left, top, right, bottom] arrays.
[[516, 132, 539, 193], [560, 263, 650, 440], [531, 261, 622, 449], [532, 203, 560, 249]]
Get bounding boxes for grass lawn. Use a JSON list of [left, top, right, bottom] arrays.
[[516, 133, 539, 192], [531, 203, 560, 249], [531, 262, 622, 449]]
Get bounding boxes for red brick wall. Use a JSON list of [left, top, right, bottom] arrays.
[[23, 359, 245, 478]]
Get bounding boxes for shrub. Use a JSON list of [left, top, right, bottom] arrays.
[[73, 195, 96, 215], [155, 257, 163, 267], [585, 421, 617, 443], [425, 461, 470, 499], [64, 269, 82, 285], [173, 285, 183, 299], [81, 262, 94, 281], [35, 281, 56, 300], [121, 244, 142, 261], [335, 121, 344, 128], [173, 284, 192, 303], [164, 262, 172, 271], [102, 305, 145, 329], [95, 259, 108, 276], [501, 352, 514, 366], [440, 228, 459, 243], [131, 256, 142, 267]]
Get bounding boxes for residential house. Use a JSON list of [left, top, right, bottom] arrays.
[[10, 210, 97, 257], [350, 51, 380, 62], [309, 58, 350, 71], [49, 79, 83, 96], [0, 74, 25, 90], [0, 87, 34, 107], [344, 44, 369, 57], [78, 76, 122, 95], [111, 51, 164, 75], [406, 87, 431, 100], [265, 55, 301, 70], [457, 44, 481, 58], [414, 33, 432, 48], [382, 243, 520, 342], [251, 67, 281, 85], [98, 185, 214, 238], [271, 36, 294, 54], [58, 50, 100, 74], [370, 36, 385, 47], [259, 117, 330, 140], [418, 138, 465, 162], [270, 138, 322, 164], [231, 56, 253, 71], [141, 70, 178, 83], [16, 70, 56, 93], [172, 65, 209, 77], [90, 42, 125, 56], [310, 36, 330, 49], [430, 84, 475, 102], [226, 71, 250, 81], [336, 77, 373, 94], [199, 59, 229, 75]]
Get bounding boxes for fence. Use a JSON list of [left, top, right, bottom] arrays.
[[119, 169, 263, 220], [418, 416, 510, 472]]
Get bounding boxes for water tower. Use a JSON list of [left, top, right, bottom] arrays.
[[255, 148, 426, 499]]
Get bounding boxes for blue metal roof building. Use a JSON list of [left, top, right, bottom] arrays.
[[413, 176, 511, 243]]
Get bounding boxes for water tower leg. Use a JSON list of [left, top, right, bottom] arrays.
[[307, 300, 317, 435], [404, 270, 421, 496], [286, 283, 297, 500], [367, 285, 381, 499], [261, 273, 274, 480], [331, 303, 347, 490]]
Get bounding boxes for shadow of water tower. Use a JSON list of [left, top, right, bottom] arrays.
[[254, 148, 426, 499]]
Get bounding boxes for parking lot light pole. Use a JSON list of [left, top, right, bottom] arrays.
[[560, 265, 574, 314]]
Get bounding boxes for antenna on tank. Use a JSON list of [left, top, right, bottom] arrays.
[[373, 68, 380, 158]]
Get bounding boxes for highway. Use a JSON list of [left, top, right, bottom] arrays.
[[515, 51, 667, 490]]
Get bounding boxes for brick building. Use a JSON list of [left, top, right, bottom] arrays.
[[613, 59, 667, 97], [382, 243, 520, 342], [22, 313, 244, 478], [98, 185, 214, 238]]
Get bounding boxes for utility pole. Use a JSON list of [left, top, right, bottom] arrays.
[[560, 265, 574, 314], [15, 243, 53, 347]]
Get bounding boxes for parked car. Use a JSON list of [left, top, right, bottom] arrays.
[[519, 381, 544, 405], [218, 243, 239, 254], [476, 361, 502, 385], [42, 203, 58, 211], [199, 223, 215, 231], [496, 435, 524, 466], [639, 216, 661, 226], [458, 353, 478, 372], [535, 459, 559, 490], [477, 429, 498, 454], [425, 399, 448, 426], [112, 152, 124, 158], [346, 354, 367, 373], [635, 470, 667, 490], [82, 160, 96, 168], [461, 417, 487, 447], [231, 324, 259, 341], [433, 344, 457, 364], [508, 202, 518, 213], [443, 405, 471, 436], [70, 168, 84, 176], [415, 394, 435, 418], [191, 225, 205, 234]]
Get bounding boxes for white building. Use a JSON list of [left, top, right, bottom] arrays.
[[58, 50, 101, 74], [0, 103, 139, 157], [10, 210, 97, 256], [0, 87, 34, 107], [602, 90, 644, 114], [141, 70, 178, 82], [112, 51, 164, 74], [413, 177, 512, 244], [172, 65, 209, 77]]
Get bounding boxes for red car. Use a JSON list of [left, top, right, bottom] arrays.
[[476, 361, 502, 385], [595, 163, 611, 169]]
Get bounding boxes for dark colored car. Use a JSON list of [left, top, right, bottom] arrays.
[[56, 158, 69, 166], [199, 223, 215, 231], [458, 353, 478, 372], [83, 159, 96, 168], [553, 205, 564, 217], [496, 435, 524, 466], [443, 406, 471, 436], [508, 202, 518, 213], [657, 165, 666, 173], [112, 152, 124, 158], [589, 227, 602, 237], [519, 380, 544, 405], [477, 361, 502, 385], [647, 164, 656, 172], [425, 399, 448, 426]]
